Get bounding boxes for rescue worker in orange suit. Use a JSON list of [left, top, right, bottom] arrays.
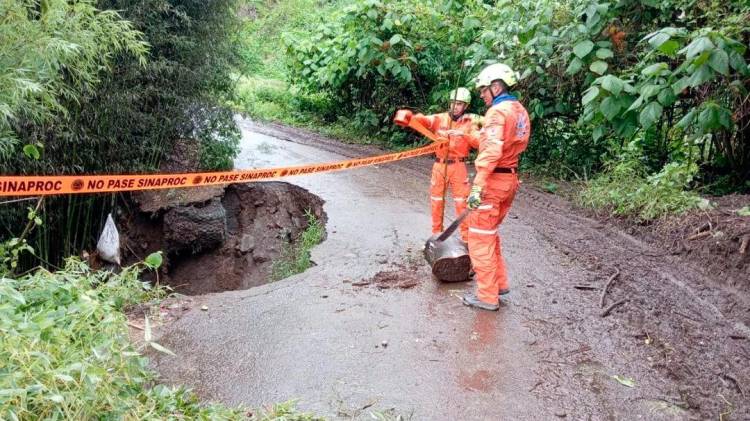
[[462, 63, 531, 311], [394, 88, 480, 242]]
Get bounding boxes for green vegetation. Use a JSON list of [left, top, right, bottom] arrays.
[[0, 257, 241, 419], [0, 0, 148, 157], [232, 0, 388, 145], [0, 251, 325, 420], [1, 0, 243, 268], [237, 0, 750, 219], [577, 145, 707, 221], [271, 210, 325, 281], [251, 401, 325, 421]]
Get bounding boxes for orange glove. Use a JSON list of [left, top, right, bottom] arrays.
[[394, 109, 413, 127]]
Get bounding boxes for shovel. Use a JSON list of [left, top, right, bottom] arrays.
[[423, 209, 472, 282]]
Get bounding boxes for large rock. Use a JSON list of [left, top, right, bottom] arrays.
[[163, 198, 226, 256]]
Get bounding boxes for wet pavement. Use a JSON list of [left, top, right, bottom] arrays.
[[150, 118, 750, 420], [151, 119, 555, 419]]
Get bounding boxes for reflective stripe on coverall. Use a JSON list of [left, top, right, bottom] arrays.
[[468, 95, 531, 304], [412, 112, 480, 240]]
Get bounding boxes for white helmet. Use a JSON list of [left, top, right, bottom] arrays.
[[448, 87, 471, 103], [474, 63, 518, 89]]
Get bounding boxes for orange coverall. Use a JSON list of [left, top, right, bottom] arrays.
[[411, 112, 479, 241], [468, 99, 530, 305]]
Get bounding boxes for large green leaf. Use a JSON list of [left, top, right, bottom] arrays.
[[658, 40, 681, 56], [592, 125, 606, 141], [697, 104, 732, 132], [626, 95, 645, 112], [23, 144, 40, 160], [717, 107, 733, 129], [582, 87, 600, 105], [642, 62, 668, 77], [708, 49, 729, 75], [687, 64, 714, 88], [600, 96, 621, 121], [566, 57, 584, 75], [680, 36, 715, 60], [671, 76, 691, 94], [573, 40, 595, 58], [590, 60, 608, 75], [145, 252, 163, 269], [639, 84, 662, 99], [729, 51, 749, 75], [389, 34, 402, 46], [596, 48, 614, 59], [600, 75, 624, 96], [647, 32, 670, 49], [639, 101, 663, 129], [657, 88, 677, 106], [676, 108, 697, 130]]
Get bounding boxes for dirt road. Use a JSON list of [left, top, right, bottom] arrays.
[[150, 119, 749, 420]]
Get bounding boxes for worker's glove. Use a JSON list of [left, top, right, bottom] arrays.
[[394, 109, 413, 127], [467, 185, 482, 210]]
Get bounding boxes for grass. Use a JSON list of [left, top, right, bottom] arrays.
[[250, 401, 325, 421], [270, 210, 325, 281], [577, 158, 706, 221]]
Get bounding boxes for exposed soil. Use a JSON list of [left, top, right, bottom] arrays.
[[514, 188, 750, 420], [121, 137, 328, 295], [124, 182, 326, 295], [352, 264, 425, 290], [168, 182, 326, 294], [530, 178, 749, 293], [627, 194, 749, 285]]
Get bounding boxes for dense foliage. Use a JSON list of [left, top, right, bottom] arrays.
[[1, 0, 243, 266], [0, 0, 148, 160], [284, 0, 749, 193]]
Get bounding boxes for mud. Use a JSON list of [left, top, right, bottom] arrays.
[[516, 188, 750, 420], [168, 182, 326, 294], [352, 264, 424, 290], [124, 181, 326, 295], [628, 194, 749, 286]]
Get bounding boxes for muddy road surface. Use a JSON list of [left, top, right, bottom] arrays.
[[149, 118, 749, 420]]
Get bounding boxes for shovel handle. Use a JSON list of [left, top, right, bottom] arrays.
[[435, 209, 470, 243]]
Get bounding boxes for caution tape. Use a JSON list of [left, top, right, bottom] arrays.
[[0, 141, 447, 197]]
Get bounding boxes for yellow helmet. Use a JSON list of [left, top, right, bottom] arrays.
[[474, 63, 518, 89], [448, 87, 471, 103]]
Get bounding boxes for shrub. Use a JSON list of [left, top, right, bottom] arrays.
[[578, 151, 705, 221]]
